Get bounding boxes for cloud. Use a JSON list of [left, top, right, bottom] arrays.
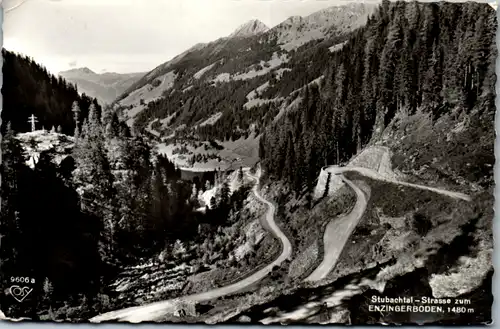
[[68, 60, 77, 68]]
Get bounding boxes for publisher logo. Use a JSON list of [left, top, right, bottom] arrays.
[[9, 286, 33, 303], [8, 276, 35, 302]]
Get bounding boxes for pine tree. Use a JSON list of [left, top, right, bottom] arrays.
[[72, 101, 81, 137], [88, 104, 102, 137], [220, 181, 230, 206], [191, 183, 198, 201], [106, 112, 121, 138], [422, 41, 443, 108], [283, 134, 295, 182], [238, 166, 244, 183], [42, 277, 53, 299], [210, 196, 217, 209], [334, 63, 347, 106], [378, 10, 403, 123], [73, 110, 117, 261], [294, 138, 306, 193], [119, 121, 131, 138]]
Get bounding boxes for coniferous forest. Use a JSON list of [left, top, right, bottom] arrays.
[[0, 51, 242, 320], [260, 1, 496, 194]]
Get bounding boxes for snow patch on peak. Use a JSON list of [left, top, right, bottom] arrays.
[[230, 19, 269, 38]]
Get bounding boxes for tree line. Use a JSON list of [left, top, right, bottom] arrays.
[[260, 0, 497, 194]]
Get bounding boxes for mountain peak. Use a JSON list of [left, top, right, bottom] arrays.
[[229, 19, 269, 38], [60, 67, 96, 75], [80, 67, 95, 74]]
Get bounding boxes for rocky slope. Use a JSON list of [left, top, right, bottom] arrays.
[[265, 3, 377, 51], [230, 20, 269, 38], [15, 130, 75, 169]]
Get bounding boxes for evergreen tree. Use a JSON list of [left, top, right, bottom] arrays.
[[73, 108, 117, 261], [210, 196, 217, 210], [238, 166, 244, 183], [72, 100, 81, 137], [422, 41, 443, 108], [42, 277, 53, 302], [220, 181, 230, 206], [106, 112, 121, 138], [191, 183, 198, 201]]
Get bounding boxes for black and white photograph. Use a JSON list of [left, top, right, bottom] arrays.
[[0, 0, 496, 324]]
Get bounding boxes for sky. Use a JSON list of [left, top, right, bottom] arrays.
[[3, 0, 496, 75], [3, 0, 380, 75]]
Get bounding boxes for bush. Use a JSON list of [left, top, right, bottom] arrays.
[[151, 79, 162, 88], [412, 212, 433, 236]]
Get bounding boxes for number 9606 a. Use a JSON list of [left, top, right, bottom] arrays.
[[10, 277, 35, 284]]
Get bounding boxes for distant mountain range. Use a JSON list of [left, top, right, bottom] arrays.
[[61, 3, 382, 109], [58, 68, 146, 105], [113, 2, 377, 129], [102, 2, 378, 171]]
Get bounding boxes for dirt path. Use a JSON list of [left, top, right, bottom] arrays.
[[343, 167, 471, 201], [305, 159, 470, 282], [90, 169, 292, 323], [304, 175, 367, 282]]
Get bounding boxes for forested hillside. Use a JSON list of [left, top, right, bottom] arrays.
[[0, 104, 205, 319], [0, 62, 257, 321], [260, 0, 497, 193], [2, 49, 98, 135], [112, 3, 376, 144]]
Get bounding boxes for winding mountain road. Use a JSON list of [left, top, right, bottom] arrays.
[[90, 153, 471, 321], [90, 169, 292, 323], [305, 174, 367, 282], [304, 163, 470, 282]]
